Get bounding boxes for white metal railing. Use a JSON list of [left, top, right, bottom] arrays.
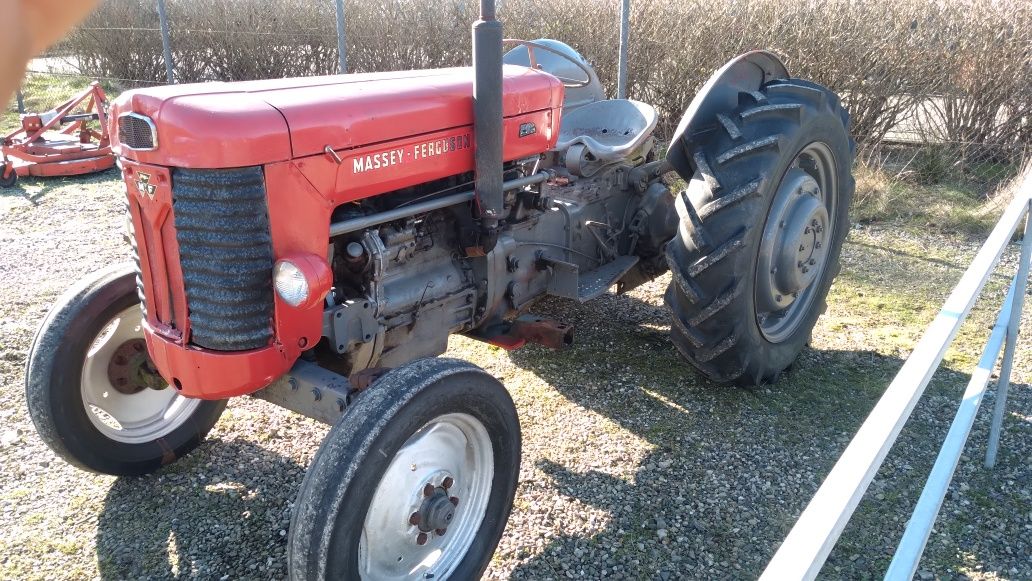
[[760, 170, 1032, 581]]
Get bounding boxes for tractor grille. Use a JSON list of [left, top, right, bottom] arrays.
[[118, 113, 157, 150], [171, 167, 274, 351]]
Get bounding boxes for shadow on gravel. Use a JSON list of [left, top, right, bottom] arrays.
[[96, 437, 303, 579], [502, 292, 1026, 580], [0, 168, 118, 205]]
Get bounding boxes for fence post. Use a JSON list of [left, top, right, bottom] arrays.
[[335, 0, 347, 74], [985, 198, 1032, 468], [617, 0, 629, 99], [156, 0, 174, 84], [16, 89, 24, 114]]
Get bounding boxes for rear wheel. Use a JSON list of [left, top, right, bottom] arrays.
[[25, 263, 226, 475], [665, 79, 855, 386], [288, 358, 521, 580]]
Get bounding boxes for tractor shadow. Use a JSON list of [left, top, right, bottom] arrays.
[[500, 291, 1024, 579], [95, 437, 304, 580]]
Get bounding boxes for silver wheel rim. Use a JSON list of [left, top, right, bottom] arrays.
[[754, 141, 838, 342], [79, 305, 201, 444], [359, 412, 494, 580]]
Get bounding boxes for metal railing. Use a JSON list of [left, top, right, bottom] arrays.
[[761, 170, 1032, 580]]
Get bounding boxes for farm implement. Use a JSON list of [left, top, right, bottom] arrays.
[[1, 81, 113, 188]]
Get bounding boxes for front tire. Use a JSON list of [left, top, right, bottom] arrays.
[[665, 79, 855, 386], [288, 358, 521, 580], [25, 263, 226, 476]]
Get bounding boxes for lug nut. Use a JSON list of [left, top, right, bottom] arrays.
[[442, 477, 454, 489], [423, 484, 435, 497], [775, 294, 782, 302], [435, 528, 447, 536], [409, 512, 421, 526], [815, 242, 822, 249], [802, 266, 810, 273], [449, 496, 459, 506], [811, 219, 819, 227], [416, 533, 428, 545], [809, 258, 816, 265], [799, 244, 805, 251]]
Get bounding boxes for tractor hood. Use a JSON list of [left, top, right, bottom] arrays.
[[110, 66, 564, 169]]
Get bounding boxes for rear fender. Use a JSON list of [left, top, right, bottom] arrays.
[[666, 51, 789, 181]]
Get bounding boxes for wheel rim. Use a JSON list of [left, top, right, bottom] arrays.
[[755, 142, 838, 342], [79, 305, 201, 444], [359, 412, 494, 580]]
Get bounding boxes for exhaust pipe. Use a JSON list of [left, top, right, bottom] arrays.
[[472, 0, 504, 250]]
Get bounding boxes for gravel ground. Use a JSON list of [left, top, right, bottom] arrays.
[[0, 171, 1029, 580]]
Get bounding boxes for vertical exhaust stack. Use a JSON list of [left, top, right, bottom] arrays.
[[472, 0, 504, 249]]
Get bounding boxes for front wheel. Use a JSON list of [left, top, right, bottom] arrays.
[[0, 163, 17, 188], [665, 78, 855, 386], [288, 358, 521, 580], [25, 263, 226, 476]]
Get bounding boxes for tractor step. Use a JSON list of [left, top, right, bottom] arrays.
[[578, 256, 639, 301], [545, 255, 639, 303]]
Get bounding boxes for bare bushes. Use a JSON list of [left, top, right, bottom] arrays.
[[66, 0, 1029, 196]]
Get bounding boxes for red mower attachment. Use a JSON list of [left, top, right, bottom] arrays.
[[0, 81, 114, 188]]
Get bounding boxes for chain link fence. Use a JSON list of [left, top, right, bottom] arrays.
[[6, 0, 1030, 207]]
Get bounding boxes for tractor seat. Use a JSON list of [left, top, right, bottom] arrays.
[[555, 99, 657, 163]]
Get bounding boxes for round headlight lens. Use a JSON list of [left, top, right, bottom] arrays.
[[273, 260, 309, 307]]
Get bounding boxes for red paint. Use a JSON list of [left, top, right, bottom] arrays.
[[114, 66, 564, 400]]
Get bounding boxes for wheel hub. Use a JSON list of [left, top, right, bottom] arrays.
[[106, 338, 167, 394], [756, 169, 828, 313], [414, 481, 460, 535], [359, 413, 493, 579]]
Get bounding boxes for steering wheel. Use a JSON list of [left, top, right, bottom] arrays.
[[502, 39, 592, 88]]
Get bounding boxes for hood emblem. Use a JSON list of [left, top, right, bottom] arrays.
[[135, 172, 156, 199]]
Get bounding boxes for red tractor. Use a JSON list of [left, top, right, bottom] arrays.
[[25, 3, 853, 578]]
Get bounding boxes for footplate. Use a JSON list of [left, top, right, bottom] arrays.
[[577, 255, 639, 302]]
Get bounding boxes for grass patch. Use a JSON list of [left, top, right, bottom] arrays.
[[851, 164, 1009, 237]]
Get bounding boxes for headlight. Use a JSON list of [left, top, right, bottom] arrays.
[[272, 254, 332, 309], [273, 260, 309, 307]]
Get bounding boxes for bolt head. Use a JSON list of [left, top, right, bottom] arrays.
[[416, 533, 428, 545], [409, 512, 421, 526], [809, 258, 816, 265], [423, 484, 435, 497], [435, 528, 447, 536], [442, 477, 454, 489], [449, 496, 459, 506]]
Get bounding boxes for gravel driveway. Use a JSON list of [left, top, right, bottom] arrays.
[[1, 172, 1029, 580]]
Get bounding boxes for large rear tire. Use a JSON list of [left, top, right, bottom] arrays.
[[25, 263, 226, 475], [288, 357, 521, 580], [665, 79, 855, 386]]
